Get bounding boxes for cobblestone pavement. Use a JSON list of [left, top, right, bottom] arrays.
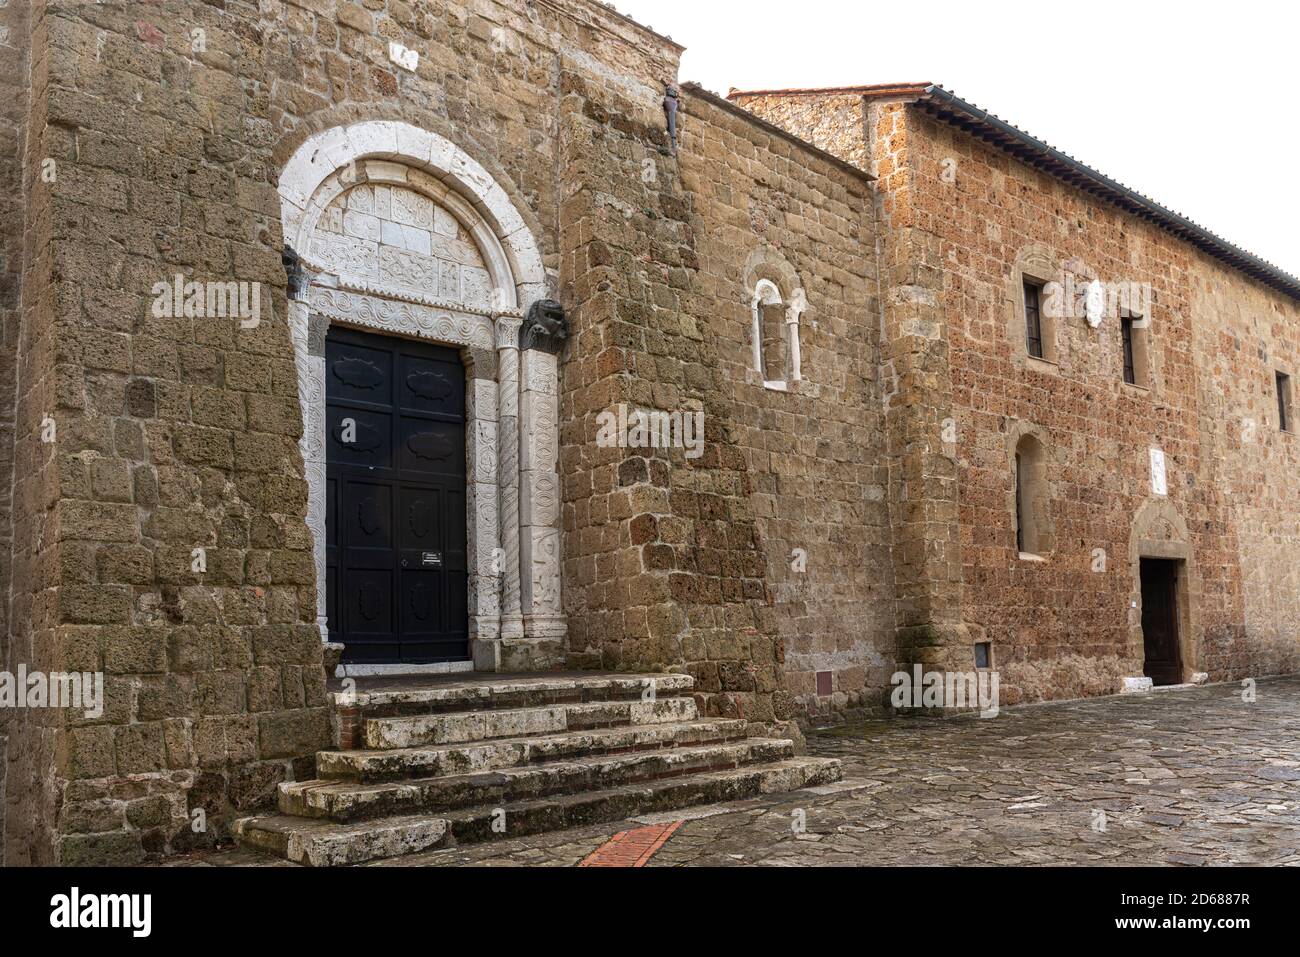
[[183, 677, 1300, 867]]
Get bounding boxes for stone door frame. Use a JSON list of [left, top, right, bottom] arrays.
[[1129, 497, 1199, 682], [279, 120, 565, 675]]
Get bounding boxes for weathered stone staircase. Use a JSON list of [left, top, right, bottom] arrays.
[[234, 672, 840, 866]]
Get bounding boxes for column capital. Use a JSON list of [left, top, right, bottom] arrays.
[[786, 288, 807, 325], [283, 244, 314, 303], [494, 314, 523, 351]]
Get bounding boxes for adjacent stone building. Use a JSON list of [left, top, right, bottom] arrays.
[[0, 0, 1295, 864], [731, 83, 1300, 702]]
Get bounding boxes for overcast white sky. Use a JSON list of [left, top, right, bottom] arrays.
[[613, 0, 1299, 277]]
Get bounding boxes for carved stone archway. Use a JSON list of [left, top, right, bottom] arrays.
[[278, 120, 564, 675]]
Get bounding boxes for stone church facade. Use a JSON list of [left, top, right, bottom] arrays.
[[0, 0, 1295, 864]]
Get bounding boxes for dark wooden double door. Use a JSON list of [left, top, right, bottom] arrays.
[[325, 326, 468, 664], [1140, 558, 1183, 686]]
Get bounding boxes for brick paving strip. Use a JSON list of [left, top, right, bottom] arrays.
[[579, 821, 683, 867]]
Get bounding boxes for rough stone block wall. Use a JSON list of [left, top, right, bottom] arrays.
[[726, 91, 870, 174], [557, 71, 775, 721], [893, 109, 1300, 702], [6, 0, 59, 866], [17, 0, 327, 865], [738, 92, 970, 680], [1194, 271, 1300, 677], [2, 0, 684, 863], [0, 0, 32, 867], [735, 90, 1300, 703], [681, 93, 892, 720], [558, 80, 891, 726], [898, 108, 1201, 702]]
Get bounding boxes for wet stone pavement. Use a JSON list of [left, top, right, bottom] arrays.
[[190, 676, 1300, 867]]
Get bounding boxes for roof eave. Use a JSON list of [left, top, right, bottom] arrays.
[[915, 85, 1300, 301]]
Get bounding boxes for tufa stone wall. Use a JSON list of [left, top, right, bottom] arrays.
[[558, 79, 891, 729], [1193, 268, 1300, 677], [734, 89, 1300, 704], [681, 92, 893, 721], [724, 91, 870, 174], [0, 0, 36, 866], [5, 0, 683, 864], [736, 91, 971, 683], [8, 0, 61, 867]]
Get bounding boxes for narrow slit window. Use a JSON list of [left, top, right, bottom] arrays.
[[1014, 451, 1025, 553], [1121, 317, 1137, 385], [1278, 371, 1292, 432], [1023, 280, 1044, 359]]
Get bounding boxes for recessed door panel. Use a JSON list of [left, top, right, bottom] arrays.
[[327, 406, 392, 472], [400, 418, 464, 476], [325, 324, 469, 665], [344, 482, 393, 555], [328, 343, 392, 403], [400, 352, 465, 417]]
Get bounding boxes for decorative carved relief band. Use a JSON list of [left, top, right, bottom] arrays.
[[308, 287, 494, 351], [289, 298, 331, 646]]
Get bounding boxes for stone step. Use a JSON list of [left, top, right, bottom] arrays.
[[235, 756, 842, 866], [332, 672, 694, 720], [319, 718, 751, 783], [231, 813, 450, 868], [282, 738, 795, 823], [443, 757, 843, 846], [364, 696, 699, 751]]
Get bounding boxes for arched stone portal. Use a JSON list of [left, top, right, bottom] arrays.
[[278, 120, 564, 675]]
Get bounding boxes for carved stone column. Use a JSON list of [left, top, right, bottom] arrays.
[[786, 288, 807, 383], [516, 301, 567, 667], [496, 316, 524, 646], [285, 247, 341, 673], [467, 371, 501, 656]]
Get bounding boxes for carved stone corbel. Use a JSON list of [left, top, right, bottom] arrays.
[[519, 299, 568, 354]]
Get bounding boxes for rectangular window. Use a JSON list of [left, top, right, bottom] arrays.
[[1121, 317, 1137, 385], [1023, 280, 1043, 359], [1278, 372, 1292, 432]]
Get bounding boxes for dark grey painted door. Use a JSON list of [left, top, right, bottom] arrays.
[[1140, 558, 1182, 687], [325, 325, 468, 664]]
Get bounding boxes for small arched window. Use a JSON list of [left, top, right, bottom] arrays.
[[750, 279, 805, 391], [1014, 433, 1051, 556]]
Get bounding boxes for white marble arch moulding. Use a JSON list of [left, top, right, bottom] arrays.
[[279, 120, 564, 674]]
